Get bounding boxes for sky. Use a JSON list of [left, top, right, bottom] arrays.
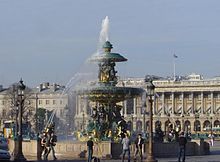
[[1, 0, 220, 87]]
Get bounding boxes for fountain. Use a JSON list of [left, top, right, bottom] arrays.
[[76, 40, 144, 142]]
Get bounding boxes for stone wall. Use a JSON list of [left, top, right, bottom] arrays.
[[8, 140, 209, 159]]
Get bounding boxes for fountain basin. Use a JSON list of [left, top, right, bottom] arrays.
[[90, 52, 127, 62], [77, 84, 144, 103]]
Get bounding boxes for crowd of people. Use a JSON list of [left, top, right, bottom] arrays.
[[86, 130, 191, 162]]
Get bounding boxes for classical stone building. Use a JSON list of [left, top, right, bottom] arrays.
[[74, 74, 220, 135], [0, 82, 69, 133]]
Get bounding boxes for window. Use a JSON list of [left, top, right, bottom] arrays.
[[60, 100, 63, 105], [126, 99, 134, 114], [60, 109, 63, 116], [53, 100, 56, 105], [46, 100, 50, 105], [2, 109, 6, 116], [38, 100, 43, 105]]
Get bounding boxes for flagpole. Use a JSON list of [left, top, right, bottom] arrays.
[[173, 54, 178, 81], [173, 56, 176, 81]]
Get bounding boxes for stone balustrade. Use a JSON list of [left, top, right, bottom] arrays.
[[8, 139, 209, 159]]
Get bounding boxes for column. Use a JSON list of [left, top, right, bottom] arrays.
[[133, 98, 137, 115], [191, 92, 194, 115], [181, 92, 184, 115], [153, 95, 157, 115], [161, 93, 165, 116], [211, 92, 214, 115], [201, 92, 204, 115], [172, 92, 175, 115]]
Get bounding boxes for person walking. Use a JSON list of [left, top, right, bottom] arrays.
[[208, 133, 214, 146], [41, 132, 49, 160], [121, 133, 131, 162], [46, 132, 57, 160], [134, 134, 144, 160], [87, 136, 94, 162], [178, 132, 187, 162]]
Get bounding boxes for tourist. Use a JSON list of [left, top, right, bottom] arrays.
[[37, 133, 44, 160], [178, 132, 187, 162], [208, 133, 214, 146], [41, 132, 49, 160], [46, 132, 57, 160], [134, 133, 144, 160], [87, 136, 94, 162], [121, 133, 131, 162]]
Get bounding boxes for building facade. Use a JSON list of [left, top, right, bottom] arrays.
[[0, 82, 69, 133], [74, 74, 220, 135]]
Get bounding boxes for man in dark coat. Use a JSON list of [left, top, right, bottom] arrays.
[[134, 134, 144, 160], [178, 132, 187, 162], [87, 136, 94, 162]]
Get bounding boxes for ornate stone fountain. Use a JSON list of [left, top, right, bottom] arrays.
[[77, 41, 143, 141]]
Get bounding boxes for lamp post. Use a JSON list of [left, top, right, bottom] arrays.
[[14, 79, 26, 162], [131, 115, 134, 131], [210, 117, 213, 135], [194, 110, 200, 135], [181, 114, 185, 132], [145, 79, 157, 162], [82, 111, 85, 131], [143, 110, 146, 132]]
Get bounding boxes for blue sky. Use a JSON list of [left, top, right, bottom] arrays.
[[1, 0, 220, 87]]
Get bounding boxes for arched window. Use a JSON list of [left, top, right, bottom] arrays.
[[203, 120, 211, 131], [136, 120, 142, 133], [155, 120, 162, 129], [175, 120, 181, 132], [165, 120, 171, 134], [146, 121, 149, 132], [214, 120, 220, 127], [194, 120, 201, 132], [184, 120, 191, 133]]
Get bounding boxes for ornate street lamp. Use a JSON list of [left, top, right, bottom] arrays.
[[14, 79, 26, 162], [210, 117, 213, 135], [181, 114, 185, 132], [131, 115, 134, 131], [194, 110, 200, 135], [144, 79, 157, 162], [82, 111, 85, 131]]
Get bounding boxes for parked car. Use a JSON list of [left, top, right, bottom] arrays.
[[0, 137, 8, 150], [0, 149, 11, 161]]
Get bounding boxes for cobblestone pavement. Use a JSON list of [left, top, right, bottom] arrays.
[[23, 141, 220, 162]]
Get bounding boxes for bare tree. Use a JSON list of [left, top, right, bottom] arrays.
[[4, 82, 36, 135]]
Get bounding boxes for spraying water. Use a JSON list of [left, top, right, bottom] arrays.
[[95, 16, 110, 56], [45, 16, 111, 131]]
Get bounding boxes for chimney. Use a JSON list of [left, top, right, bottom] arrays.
[[42, 82, 49, 89], [39, 84, 43, 92], [53, 83, 57, 92]]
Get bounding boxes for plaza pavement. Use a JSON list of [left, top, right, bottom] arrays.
[[25, 141, 220, 162]]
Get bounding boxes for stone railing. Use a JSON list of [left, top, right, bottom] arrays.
[[8, 139, 209, 159]]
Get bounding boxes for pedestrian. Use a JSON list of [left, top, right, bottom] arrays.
[[46, 132, 57, 160], [87, 136, 94, 162], [134, 134, 144, 160], [178, 132, 187, 162], [37, 133, 43, 160], [208, 133, 214, 146], [41, 132, 49, 160], [121, 133, 131, 162]]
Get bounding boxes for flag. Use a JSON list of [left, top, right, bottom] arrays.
[[173, 54, 178, 58]]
